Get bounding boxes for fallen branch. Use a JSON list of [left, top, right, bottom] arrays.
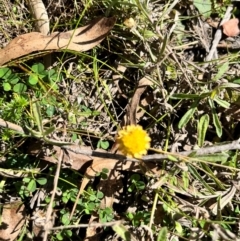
[[1, 118, 240, 162], [63, 140, 240, 162], [45, 220, 124, 231]]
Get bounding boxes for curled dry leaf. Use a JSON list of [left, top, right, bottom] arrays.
[[0, 17, 116, 66], [222, 18, 240, 37], [127, 76, 152, 125]]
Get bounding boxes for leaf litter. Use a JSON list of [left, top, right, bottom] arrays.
[[1, 0, 240, 240]]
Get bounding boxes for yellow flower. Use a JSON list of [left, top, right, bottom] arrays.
[[116, 125, 151, 159]]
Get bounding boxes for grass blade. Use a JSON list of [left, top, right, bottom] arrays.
[[198, 114, 209, 147]]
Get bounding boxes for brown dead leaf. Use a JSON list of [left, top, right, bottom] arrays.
[[222, 18, 240, 37], [0, 17, 116, 66], [32, 209, 55, 240], [0, 201, 25, 241], [84, 215, 102, 241], [223, 102, 240, 121], [70, 156, 158, 219], [127, 76, 152, 125], [98, 169, 121, 209], [27, 142, 92, 170], [78, 157, 142, 197]]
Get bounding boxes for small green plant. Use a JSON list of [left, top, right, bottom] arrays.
[[97, 139, 110, 150], [126, 210, 151, 226], [16, 176, 47, 198], [56, 229, 72, 241], [128, 174, 145, 192], [98, 207, 114, 223], [0, 94, 28, 123], [62, 188, 79, 204], [77, 187, 104, 215], [0, 62, 62, 94], [0, 67, 23, 92], [28, 63, 62, 91], [96, 168, 109, 180]]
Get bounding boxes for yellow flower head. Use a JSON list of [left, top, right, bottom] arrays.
[[116, 125, 151, 159]]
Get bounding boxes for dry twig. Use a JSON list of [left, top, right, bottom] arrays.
[[43, 149, 63, 241]]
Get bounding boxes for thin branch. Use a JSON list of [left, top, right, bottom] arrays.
[[45, 220, 124, 231], [43, 149, 63, 240], [62, 139, 240, 162], [1, 118, 240, 162]]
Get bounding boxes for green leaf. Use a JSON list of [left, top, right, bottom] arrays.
[[198, 114, 209, 147], [212, 62, 229, 81], [61, 213, 70, 225], [64, 230, 72, 237], [48, 69, 59, 82], [9, 74, 19, 84], [46, 105, 55, 117], [32, 99, 43, 133], [175, 221, 183, 234], [13, 83, 27, 93], [233, 79, 240, 84], [158, 34, 168, 58], [3, 82, 11, 91], [196, 153, 229, 163], [102, 168, 109, 174], [188, 164, 214, 194], [0, 67, 11, 79], [219, 82, 240, 89], [208, 99, 222, 137], [62, 196, 68, 203], [167, 155, 178, 162], [171, 93, 202, 99], [71, 133, 77, 142], [96, 191, 104, 199], [28, 73, 39, 85], [193, 0, 212, 18], [135, 181, 145, 190], [157, 227, 168, 241], [213, 97, 230, 109], [89, 195, 97, 201], [112, 224, 131, 241], [27, 179, 37, 192], [31, 63, 45, 74], [128, 184, 135, 192], [36, 177, 47, 185], [200, 162, 225, 189], [31, 63, 47, 79], [56, 232, 63, 240], [130, 174, 140, 182], [100, 140, 110, 150], [178, 99, 199, 129], [23, 177, 31, 183], [43, 126, 55, 136], [142, 29, 156, 39]]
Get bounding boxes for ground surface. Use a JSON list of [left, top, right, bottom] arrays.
[[1, 0, 240, 240]]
